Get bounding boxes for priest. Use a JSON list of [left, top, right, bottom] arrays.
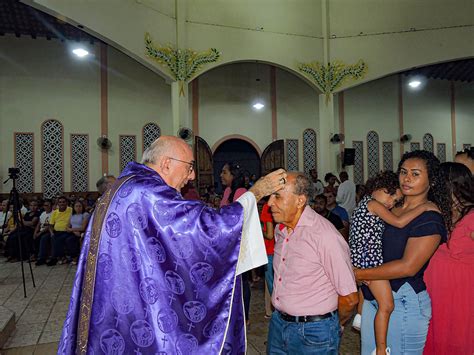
[[58, 136, 287, 355]]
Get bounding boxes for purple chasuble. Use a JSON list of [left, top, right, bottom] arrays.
[[58, 162, 246, 354]]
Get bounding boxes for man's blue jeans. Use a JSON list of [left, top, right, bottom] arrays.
[[267, 311, 340, 354], [361, 283, 431, 354]]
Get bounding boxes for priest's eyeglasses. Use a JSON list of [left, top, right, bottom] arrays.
[[168, 157, 196, 174]]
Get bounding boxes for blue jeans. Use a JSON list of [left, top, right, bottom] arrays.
[[361, 283, 431, 354], [265, 255, 274, 295], [38, 232, 51, 260], [267, 311, 340, 354]]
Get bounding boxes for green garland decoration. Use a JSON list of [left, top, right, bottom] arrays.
[[145, 33, 220, 95], [298, 60, 367, 103]]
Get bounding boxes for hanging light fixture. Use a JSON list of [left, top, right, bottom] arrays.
[[252, 61, 265, 111]]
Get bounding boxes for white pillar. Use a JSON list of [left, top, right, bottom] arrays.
[[318, 94, 338, 175], [171, 81, 190, 136]]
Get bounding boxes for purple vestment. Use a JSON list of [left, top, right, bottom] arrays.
[[58, 162, 246, 354]]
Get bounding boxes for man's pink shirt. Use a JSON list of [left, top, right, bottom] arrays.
[[272, 206, 357, 316]]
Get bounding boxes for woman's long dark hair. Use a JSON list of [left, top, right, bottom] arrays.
[[224, 162, 245, 203], [440, 162, 474, 228], [398, 150, 452, 231]]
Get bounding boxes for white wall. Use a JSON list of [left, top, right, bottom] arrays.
[[0, 35, 171, 193], [197, 64, 320, 171], [107, 46, 172, 176], [455, 82, 474, 154], [402, 77, 452, 157], [198, 63, 273, 151], [342, 74, 473, 183], [1, 35, 472, 195], [0, 36, 100, 193], [344, 75, 400, 180], [275, 67, 319, 170]]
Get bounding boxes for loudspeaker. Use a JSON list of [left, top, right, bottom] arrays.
[[343, 148, 355, 166]]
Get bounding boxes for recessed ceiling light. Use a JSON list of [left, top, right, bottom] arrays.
[[253, 102, 264, 110], [72, 48, 89, 58], [408, 80, 421, 88]]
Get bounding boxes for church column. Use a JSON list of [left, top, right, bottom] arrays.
[[170, 0, 190, 136], [318, 94, 337, 175], [100, 42, 109, 175], [171, 81, 190, 135]]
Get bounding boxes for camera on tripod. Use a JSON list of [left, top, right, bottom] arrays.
[[8, 167, 20, 179]]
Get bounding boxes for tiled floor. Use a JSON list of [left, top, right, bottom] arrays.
[[0, 257, 360, 354], [0, 257, 73, 354]]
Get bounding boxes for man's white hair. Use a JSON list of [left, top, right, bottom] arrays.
[[141, 137, 174, 164]]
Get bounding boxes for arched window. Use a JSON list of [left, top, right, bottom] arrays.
[[71, 134, 89, 192], [14, 132, 34, 193], [410, 142, 420, 151], [436, 143, 446, 163], [143, 123, 161, 152], [423, 133, 434, 152], [286, 139, 299, 171], [382, 142, 393, 171], [367, 131, 380, 178], [353, 141, 364, 184], [119, 135, 137, 173], [303, 129, 317, 175], [42, 119, 63, 198]]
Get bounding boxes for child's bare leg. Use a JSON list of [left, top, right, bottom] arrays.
[[368, 280, 394, 354]]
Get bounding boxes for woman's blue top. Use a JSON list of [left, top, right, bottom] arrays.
[[362, 211, 447, 301]]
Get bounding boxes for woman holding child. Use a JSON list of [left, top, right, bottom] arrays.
[[355, 150, 451, 354]]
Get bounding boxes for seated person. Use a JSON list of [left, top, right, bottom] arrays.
[[0, 199, 11, 238], [45, 196, 72, 266], [3, 205, 20, 261], [312, 194, 345, 235], [15, 200, 41, 260], [64, 201, 90, 264], [34, 199, 53, 264]]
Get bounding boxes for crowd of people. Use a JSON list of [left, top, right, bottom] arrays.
[[1, 140, 473, 354], [0, 175, 116, 265]]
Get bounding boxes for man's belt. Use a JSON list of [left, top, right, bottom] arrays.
[[278, 310, 336, 323]]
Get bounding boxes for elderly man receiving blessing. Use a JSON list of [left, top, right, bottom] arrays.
[[267, 172, 358, 354]]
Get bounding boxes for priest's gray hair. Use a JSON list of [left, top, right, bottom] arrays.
[[292, 172, 314, 204], [141, 138, 173, 165]]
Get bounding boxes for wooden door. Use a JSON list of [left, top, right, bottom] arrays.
[[260, 140, 285, 175], [194, 136, 214, 195]]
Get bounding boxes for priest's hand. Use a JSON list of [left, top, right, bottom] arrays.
[[249, 169, 287, 202]]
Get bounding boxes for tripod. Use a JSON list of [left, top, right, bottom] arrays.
[[2, 172, 36, 298]]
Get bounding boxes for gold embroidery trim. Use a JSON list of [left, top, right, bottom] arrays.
[[77, 175, 135, 354]]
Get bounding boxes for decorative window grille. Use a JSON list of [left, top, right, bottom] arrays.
[[367, 131, 380, 178], [423, 133, 434, 152], [14, 133, 34, 193], [143, 123, 161, 152], [119, 135, 137, 173], [353, 141, 364, 185], [410, 142, 420, 151], [303, 129, 317, 175], [382, 142, 393, 171], [42, 120, 63, 198], [286, 139, 299, 171], [436, 143, 446, 163], [71, 134, 89, 192]]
